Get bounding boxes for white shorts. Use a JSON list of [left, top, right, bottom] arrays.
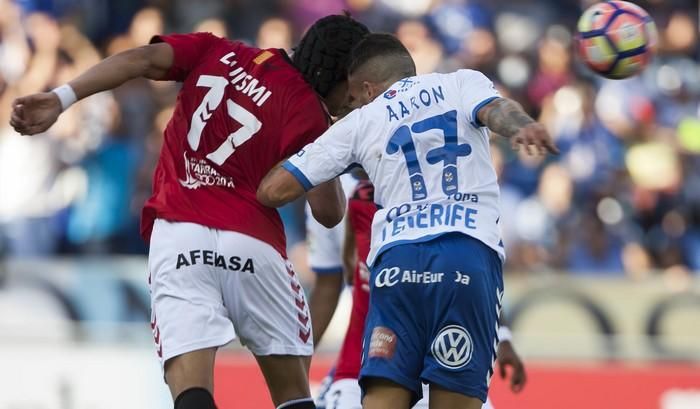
[[148, 219, 312, 365], [324, 379, 493, 409]]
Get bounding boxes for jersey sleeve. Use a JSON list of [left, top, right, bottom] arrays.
[[150, 32, 220, 82], [282, 112, 359, 191], [305, 204, 344, 275], [455, 69, 501, 128]]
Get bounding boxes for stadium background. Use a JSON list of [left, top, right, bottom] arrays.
[[0, 0, 698, 407]]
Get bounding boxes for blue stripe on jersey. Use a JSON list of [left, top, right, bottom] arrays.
[[311, 265, 344, 275], [470, 96, 500, 128], [282, 161, 314, 191]]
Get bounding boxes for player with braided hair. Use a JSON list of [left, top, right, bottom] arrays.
[[293, 13, 370, 118], [11, 14, 368, 409]]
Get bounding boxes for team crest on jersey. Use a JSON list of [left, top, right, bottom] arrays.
[[431, 325, 473, 369]]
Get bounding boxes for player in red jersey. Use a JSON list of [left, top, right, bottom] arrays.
[[10, 15, 368, 409], [323, 179, 527, 409]]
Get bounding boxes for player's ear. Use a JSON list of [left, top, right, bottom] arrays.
[[364, 81, 378, 102]]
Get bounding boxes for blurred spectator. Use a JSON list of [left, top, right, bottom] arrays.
[[0, 0, 697, 278], [527, 32, 573, 110], [257, 17, 293, 50], [396, 20, 444, 74], [195, 18, 229, 38]]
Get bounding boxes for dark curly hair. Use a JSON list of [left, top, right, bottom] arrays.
[[292, 14, 369, 97]]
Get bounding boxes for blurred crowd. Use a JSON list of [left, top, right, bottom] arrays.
[[0, 0, 698, 278]]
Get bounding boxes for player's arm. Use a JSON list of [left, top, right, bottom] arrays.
[[496, 314, 527, 393], [477, 97, 559, 155], [309, 270, 344, 346], [311, 203, 358, 346], [305, 204, 346, 346], [10, 43, 174, 136], [257, 169, 345, 228], [258, 114, 358, 227], [342, 214, 357, 286], [308, 179, 346, 228]]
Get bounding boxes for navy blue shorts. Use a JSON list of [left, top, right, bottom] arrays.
[[359, 232, 503, 404]]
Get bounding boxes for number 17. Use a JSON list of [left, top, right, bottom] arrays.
[[386, 110, 472, 201], [187, 75, 262, 166]]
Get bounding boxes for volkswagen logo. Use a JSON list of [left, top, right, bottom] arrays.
[[374, 267, 400, 288], [431, 325, 473, 369]]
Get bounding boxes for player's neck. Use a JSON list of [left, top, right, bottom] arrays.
[[384, 75, 405, 90]]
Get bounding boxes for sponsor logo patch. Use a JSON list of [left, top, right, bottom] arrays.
[[179, 152, 236, 190], [431, 325, 473, 369], [253, 50, 274, 65], [374, 267, 400, 287], [369, 326, 397, 359], [374, 266, 444, 288]]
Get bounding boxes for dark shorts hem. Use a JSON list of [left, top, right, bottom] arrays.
[[421, 374, 488, 403], [359, 370, 423, 407]]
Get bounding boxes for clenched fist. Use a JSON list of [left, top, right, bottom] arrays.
[[10, 92, 62, 135]]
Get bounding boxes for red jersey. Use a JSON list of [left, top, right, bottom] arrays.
[[334, 180, 376, 381], [141, 33, 329, 257]]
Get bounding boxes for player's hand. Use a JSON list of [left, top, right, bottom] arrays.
[[497, 340, 527, 393], [10, 92, 62, 135], [511, 122, 559, 156]]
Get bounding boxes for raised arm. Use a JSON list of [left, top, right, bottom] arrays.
[[477, 97, 559, 155], [10, 42, 174, 136]]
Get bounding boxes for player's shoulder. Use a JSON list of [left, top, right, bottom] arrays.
[[330, 106, 366, 131], [232, 45, 324, 120], [190, 31, 241, 52], [416, 69, 481, 86], [448, 69, 495, 87], [258, 51, 321, 106], [450, 68, 487, 78], [213, 39, 310, 91]]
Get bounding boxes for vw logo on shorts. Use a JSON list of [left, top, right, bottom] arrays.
[[431, 325, 473, 369], [374, 267, 400, 288]]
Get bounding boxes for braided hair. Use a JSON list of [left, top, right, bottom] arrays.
[[292, 14, 369, 97]]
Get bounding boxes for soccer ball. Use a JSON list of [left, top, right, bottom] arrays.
[[576, 1, 658, 79]]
